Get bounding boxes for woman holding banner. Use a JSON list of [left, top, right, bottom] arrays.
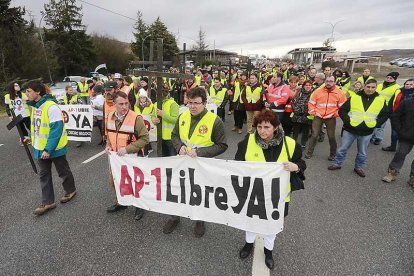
[[234, 109, 306, 269]]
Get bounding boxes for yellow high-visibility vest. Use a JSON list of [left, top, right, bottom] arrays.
[[349, 94, 385, 128], [376, 83, 400, 105], [31, 101, 68, 151], [245, 133, 295, 202], [78, 82, 89, 97], [4, 93, 31, 116], [178, 110, 216, 150], [245, 85, 262, 103], [232, 81, 243, 103], [209, 86, 227, 106]]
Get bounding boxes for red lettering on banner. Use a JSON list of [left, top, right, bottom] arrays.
[[151, 168, 161, 200], [133, 167, 145, 198], [120, 165, 133, 196]]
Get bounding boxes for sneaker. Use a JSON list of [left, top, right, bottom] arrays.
[[231, 127, 237, 132], [237, 129, 243, 134], [194, 221, 205, 238], [228, 111, 232, 115], [371, 139, 381, 145], [382, 146, 396, 152], [328, 164, 341, 170], [33, 203, 56, 216], [328, 155, 336, 161], [60, 191, 76, 203], [134, 207, 145, 221], [304, 153, 312, 159], [382, 168, 397, 183], [163, 218, 180, 234], [407, 175, 414, 187], [106, 203, 128, 213]]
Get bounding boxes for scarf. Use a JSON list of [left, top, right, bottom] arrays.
[[255, 126, 284, 149]]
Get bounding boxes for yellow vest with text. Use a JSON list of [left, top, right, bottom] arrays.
[[178, 110, 216, 149], [349, 94, 385, 128], [4, 93, 31, 116], [78, 82, 89, 97], [31, 101, 68, 151], [245, 133, 295, 202], [376, 83, 400, 105], [209, 86, 227, 106], [245, 85, 262, 103]]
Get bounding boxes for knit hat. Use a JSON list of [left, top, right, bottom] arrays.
[[138, 88, 148, 98], [386, 72, 399, 80]]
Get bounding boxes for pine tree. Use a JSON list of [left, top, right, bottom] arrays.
[[131, 11, 149, 61], [148, 17, 179, 64], [43, 0, 95, 76]]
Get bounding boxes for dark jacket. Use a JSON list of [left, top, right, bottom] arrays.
[[339, 91, 388, 136], [291, 88, 312, 124], [242, 82, 263, 111], [128, 87, 140, 110], [234, 132, 306, 173], [171, 108, 228, 157], [391, 96, 414, 143]]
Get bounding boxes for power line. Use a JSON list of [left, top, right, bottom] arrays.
[[78, 0, 136, 22]]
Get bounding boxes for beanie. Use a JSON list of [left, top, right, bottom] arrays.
[[387, 72, 399, 80]]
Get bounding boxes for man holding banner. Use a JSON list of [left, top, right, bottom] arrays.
[[105, 91, 150, 220], [163, 87, 228, 237]]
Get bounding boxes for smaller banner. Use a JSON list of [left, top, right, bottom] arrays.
[[141, 114, 157, 142], [109, 155, 290, 235], [60, 105, 93, 141]]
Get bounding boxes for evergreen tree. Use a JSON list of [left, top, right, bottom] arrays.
[[131, 11, 148, 61], [192, 26, 209, 65], [148, 17, 179, 64], [43, 0, 95, 76]]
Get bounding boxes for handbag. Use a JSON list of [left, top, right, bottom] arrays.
[[283, 136, 305, 191]]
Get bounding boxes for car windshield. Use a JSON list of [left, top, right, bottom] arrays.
[[52, 82, 76, 89]]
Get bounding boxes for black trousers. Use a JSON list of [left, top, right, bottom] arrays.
[[292, 122, 311, 146], [217, 107, 225, 122], [233, 110, 245, 129], [19, 116, 31, 137], [162, 139, 177, 157], [38, 155, 76, 205]]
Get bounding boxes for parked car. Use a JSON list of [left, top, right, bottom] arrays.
[[88, 72, 108, 82], [396, 58, 413, 67], [63, 76, 90, 82], [402, 59, 414, 68], [389, 58, 404, 65], [50, 81, 78, 103]]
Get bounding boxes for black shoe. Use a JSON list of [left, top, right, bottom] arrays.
[[264, 248, 274, 270], [318, 135, 325, 142], [328, 164, 341, 170], [328, 155, 336, 161], [106, 203, 128, 213], [76, 142, 83, 148], [134, 207, 144, 221], [382, 146, 396, 152], [239, 242, 254, 259], [163, 218, 180, 234], [371, 139, 381, 145], [354, 168, 366, 177], [194, 221, 205, 238]]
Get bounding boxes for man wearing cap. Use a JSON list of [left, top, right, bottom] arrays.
[[77, 77, 89, 104], [114, 73, 130, 95], [371, 72, 401, 145], [328, 79, 387, 177]]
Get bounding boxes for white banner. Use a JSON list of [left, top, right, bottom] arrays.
[[179, 103, 217, 115], [60, 105, 94, 141], [109, 155, 290, 235], [141, 114, 157, 142]]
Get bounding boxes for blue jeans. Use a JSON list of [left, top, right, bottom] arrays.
[[371, 120, 387, 141], [335, 130, 372, 169]]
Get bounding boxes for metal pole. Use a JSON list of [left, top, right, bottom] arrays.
[[39, 13, 53, 83]]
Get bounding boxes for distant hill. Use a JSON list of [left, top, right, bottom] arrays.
[[362, 49, 414, 61]]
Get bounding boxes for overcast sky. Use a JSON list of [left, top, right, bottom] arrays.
[[10, 0, 414, 57]]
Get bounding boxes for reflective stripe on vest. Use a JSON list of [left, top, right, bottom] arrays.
[[245, 85, 262, 103], [349, 95, 384, 128], [30, 101, 67, 151], [178, 110, 216, 149], [78, 82, 89, 97], [209, 86, 227, 105], [377, 83, 400, 104], [244, 133, 295, 202], [106, 110, 139, 151]]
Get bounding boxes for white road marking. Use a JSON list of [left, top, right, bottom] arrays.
[[82, 150, 105, 164], [0, 144, 4, 147], [252, 236, 270, 276]]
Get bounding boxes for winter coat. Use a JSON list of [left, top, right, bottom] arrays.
[[391, 96, 414, 144]]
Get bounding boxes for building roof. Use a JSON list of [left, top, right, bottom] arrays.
[[287, 46, 337, 54], [178, 49, 238, 56]]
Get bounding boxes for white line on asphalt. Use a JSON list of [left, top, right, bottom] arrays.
[[252, 236, 270, 276], [82, 150, 105, 164], [0, 144, 4, 147]]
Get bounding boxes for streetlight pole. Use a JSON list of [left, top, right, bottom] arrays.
[[39, 13, 53, 83], [141, 34, 151, 69], [324, 20, 344, 44]]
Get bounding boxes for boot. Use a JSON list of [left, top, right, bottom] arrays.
[[264, 248, 274, 270], [382, 168, 397, 183], [407, 175, 414, 188], [239, 242, 253, 259], [382, 146, 396, 152]]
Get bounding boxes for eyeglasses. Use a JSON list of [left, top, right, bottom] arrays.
[[187, 101, 203, 106]]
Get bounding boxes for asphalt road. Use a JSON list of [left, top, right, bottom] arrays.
[[0, 110, 413, 276]]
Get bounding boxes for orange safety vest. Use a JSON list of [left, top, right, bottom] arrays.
[[106, 110, 139, 151]]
